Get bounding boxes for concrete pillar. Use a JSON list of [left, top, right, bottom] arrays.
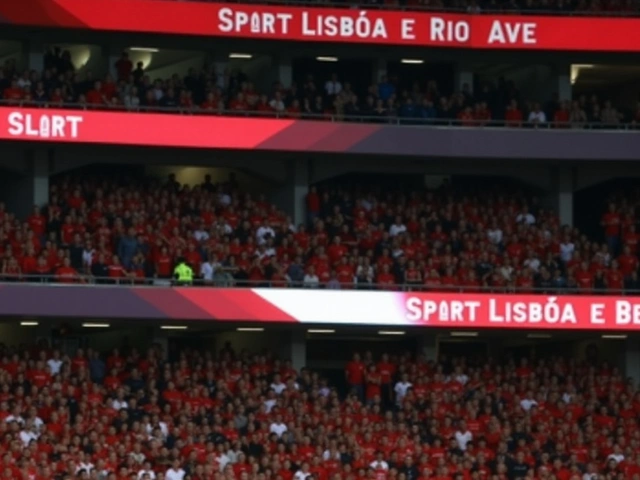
[[418, 335, 438, 362], [22, 41, 43, 73], [214, 60, 228, 90], [280, 330, 306, 373], [557, 63, 572, 102], [278, 54, 293, 88], [554, 166, 575, 227], [625, 339, 640, 386], [33, 150, 49, 208], [102, 46, 120, 80], [273, 159, 310, 227], [0, 149, 50, 218], [455, 63, 474, 94], [372, 58, 387, 85]]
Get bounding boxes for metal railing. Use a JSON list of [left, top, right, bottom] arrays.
[[133, 0, 640, 18], [2, 100, 636, 131], [1, 273, 639, 295]]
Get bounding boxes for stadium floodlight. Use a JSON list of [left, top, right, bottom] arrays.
[[450, 331, 479, 337], [316, 56, 338, 62], [82, 323, 110, 328], [237, 327, 265, 332], [229, 53, 253, 59], [401, 59, 424, 64], [161, 325, 188, 330], [20, 321, 39, 326], [129, 47, 159, 53], [307, 329, 335, 334]]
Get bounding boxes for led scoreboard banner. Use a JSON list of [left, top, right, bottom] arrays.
[[2, 0, 640, 52]]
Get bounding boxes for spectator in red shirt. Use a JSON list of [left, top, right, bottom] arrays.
[[601, 203, 621, 253], [505, 99, 523, 127], [553, 100, 571, 128], [2, 79, 23, 103], [86, 81, 106, 106], [574, 262, 594, 292], [55, 257, 79, 283], [345, 353, 365, 400], [114, 51, 133, 82], [618, 245, 638, 277]]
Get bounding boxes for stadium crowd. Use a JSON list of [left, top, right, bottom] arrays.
[[0, 173, 638, 293], [0, 342, 636, 479], [128, 0, 640, 15], [0, 53, 636, 128]]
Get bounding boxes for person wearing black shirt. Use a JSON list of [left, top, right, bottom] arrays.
[[400, 457, 419, 480], [68, 234, 84, 271], [509, 451, 530, 478], [91, 254, 109, 283], [159, 88, 178, 108]]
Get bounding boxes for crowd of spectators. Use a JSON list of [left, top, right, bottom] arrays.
[[0, 340, 637, 479], [0, 51, 638, 128], [142, 0, 640, 16], [0, 172, 638, 293]]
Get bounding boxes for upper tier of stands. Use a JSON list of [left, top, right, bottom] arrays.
[[1, 55, 637, 129], [0, 173, 638, 293], [124, 0, 640, 16]]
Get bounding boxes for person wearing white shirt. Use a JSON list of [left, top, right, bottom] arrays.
[[452, 368, 468, 385], [47, 352, 63, 375], [294, 463, 312, 480], [218, 192, 231, 206], [523, 253, 541, 272], [5, 414, 25, 425], [19, 426, 38, 446], [394, 374, 412, 406], [264, 398, 277, 413], [256, 245, 276, 260], [194, 227, 209, 242], [325, 74, 342, 96], [82, 246, 95, 268], [389, 216, 407, 237], [270, 374, 286, 395], [303, 267, 320, 288], [520, 393, 538, 412], [75, 460, 95, 475], [165, 460, 186, 480], [559, 239, 575, 263], [487, 227, 503, 245], [269, 415, 288, 437], [370, 453, 389, 471], [516, 208, 536, 225], [269, 92, 286, 112], [138, 462, 156, 480], [201, 259, 220, 283], [112, 398, 128, 410], [528, 104, 546, 124], [454, 422, 473, 451], [215, 220, 233, 235], [499, 259, 514, 281], [606, 448, 624, 465], [256, 223, 276, 245]]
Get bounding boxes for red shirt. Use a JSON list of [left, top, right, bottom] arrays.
[[157, 255, 172, 277], [618, 254, 638, 276], [602, 212, 621, 237], [346, 361, 365, 385], [575, 270, 593, 290]]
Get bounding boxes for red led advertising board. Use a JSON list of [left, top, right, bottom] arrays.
[[2, 0, 640, 52], [3, 285, 640, 329]]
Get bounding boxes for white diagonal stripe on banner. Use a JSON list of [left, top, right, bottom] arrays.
[[252, 289, 409, 325]]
